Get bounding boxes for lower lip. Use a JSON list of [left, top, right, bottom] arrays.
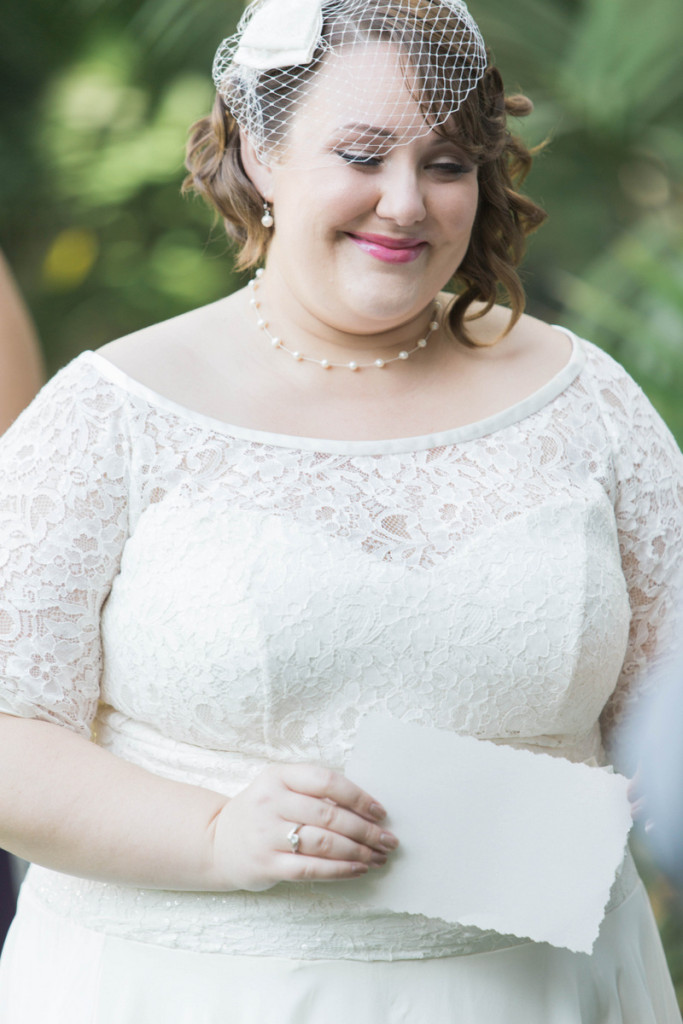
[[346, 235, 427, 264]]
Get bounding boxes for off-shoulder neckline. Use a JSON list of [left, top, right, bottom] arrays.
[[80, 327, 585, 455]]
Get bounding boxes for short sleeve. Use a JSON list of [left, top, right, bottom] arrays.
[[590, 350, 683, 765], [0, 358, 131, 736]]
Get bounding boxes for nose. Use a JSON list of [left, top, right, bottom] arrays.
[[374, 163, 426, 227]]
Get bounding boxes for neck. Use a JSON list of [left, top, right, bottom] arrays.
[[254, 261, 441, 368]]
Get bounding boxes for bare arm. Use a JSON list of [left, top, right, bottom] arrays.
[[0, 714, 394, 892], [0, 252, 44, 433], [0, 713, 226, 890]]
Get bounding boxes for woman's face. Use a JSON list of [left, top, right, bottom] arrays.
[[246, 44, 479, 336]]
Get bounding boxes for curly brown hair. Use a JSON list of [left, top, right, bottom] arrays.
[[184, 22, 546, 346]]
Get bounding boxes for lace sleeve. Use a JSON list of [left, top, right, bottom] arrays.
[[589, 349, 683, 764], [0, 358, 131, 736]]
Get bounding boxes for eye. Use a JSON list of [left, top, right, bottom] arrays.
[[428, 160, 472, 177], [335, 151, 383, 167]]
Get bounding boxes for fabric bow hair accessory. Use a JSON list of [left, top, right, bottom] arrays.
[[232, 0, 324, 70]]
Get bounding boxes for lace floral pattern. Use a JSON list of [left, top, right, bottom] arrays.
[[1, 336, 681, 958]]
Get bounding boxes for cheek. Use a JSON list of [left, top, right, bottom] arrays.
[[467, 177, 480, 227], [275, 178, 363, 247], [438, 183, 479, 245], [322, 180, 378, 235]]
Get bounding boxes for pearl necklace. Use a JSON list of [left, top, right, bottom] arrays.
[[248, 269, 441, 371]]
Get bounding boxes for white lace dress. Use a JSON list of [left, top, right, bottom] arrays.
[[0, 330, 681, 1022]]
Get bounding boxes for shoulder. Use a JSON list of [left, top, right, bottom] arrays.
[[96, 293, 239, 391], [2, 296, 238, 447], [568, 333, 668, 431], [456, 302, 575, 399], [566, 336, 683, 479], [0, 342, 132, 448], [464, 302, 659, 416], [464, 302, 571, 363]]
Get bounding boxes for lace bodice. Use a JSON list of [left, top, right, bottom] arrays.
[[1, 332, 681, 959]]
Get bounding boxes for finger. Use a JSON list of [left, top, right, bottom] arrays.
[[273, 851, 370, 883], [283, 824, 388, 865], [277, 764, 387, 823], [281, 793, 398, 852]]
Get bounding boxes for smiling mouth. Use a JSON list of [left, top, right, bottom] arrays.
[[345, 233, 428, 264]]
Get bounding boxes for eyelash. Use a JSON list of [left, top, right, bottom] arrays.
[[335, 151, 471, 176], [336, 151, 382, 167]]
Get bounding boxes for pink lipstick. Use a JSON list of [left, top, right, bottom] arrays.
[[346, 233, 428, 264]]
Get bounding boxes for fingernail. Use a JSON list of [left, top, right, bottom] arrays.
[[369, 803, 386, 820], [351, 862, 369, 874], [380, 832, 399, 849], [371, 852, 388, 866]]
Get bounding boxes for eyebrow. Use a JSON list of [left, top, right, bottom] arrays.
[[332, 125, 467, 153], [336, 123, 398, 140]]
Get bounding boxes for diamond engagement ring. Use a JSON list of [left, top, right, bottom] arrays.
[[287, 824, 304, 853]]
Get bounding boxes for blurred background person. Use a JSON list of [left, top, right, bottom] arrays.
[[627, 602, 683, 895], [0, 252, 43, 435]]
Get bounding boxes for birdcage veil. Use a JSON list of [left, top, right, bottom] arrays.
[[212, 0, 487, 165]]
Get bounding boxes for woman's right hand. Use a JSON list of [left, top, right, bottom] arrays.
[[209, 763, 399, 891]]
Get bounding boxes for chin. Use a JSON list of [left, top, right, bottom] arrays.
[[344, 277, 437, 321]]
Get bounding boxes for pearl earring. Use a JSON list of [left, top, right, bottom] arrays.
[[261, 202, 274, 228]]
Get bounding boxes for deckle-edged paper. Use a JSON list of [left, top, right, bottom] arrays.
[[328, 714, 632, 953]]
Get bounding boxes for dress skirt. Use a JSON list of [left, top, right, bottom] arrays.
[[0, 880, 680, 1024]]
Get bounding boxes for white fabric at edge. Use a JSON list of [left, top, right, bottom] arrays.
[[0, 881, 680, 1023]]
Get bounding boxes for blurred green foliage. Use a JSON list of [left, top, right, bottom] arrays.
[[1, 0, 245, 366], [1, 0, 682, 999]]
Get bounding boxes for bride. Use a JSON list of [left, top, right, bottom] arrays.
[[0, 0, 681, 1019]]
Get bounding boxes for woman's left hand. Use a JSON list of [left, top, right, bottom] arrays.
[[207, 762, 399, 892]]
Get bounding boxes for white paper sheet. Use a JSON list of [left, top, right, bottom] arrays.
[[327, 714, 633, 953]]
